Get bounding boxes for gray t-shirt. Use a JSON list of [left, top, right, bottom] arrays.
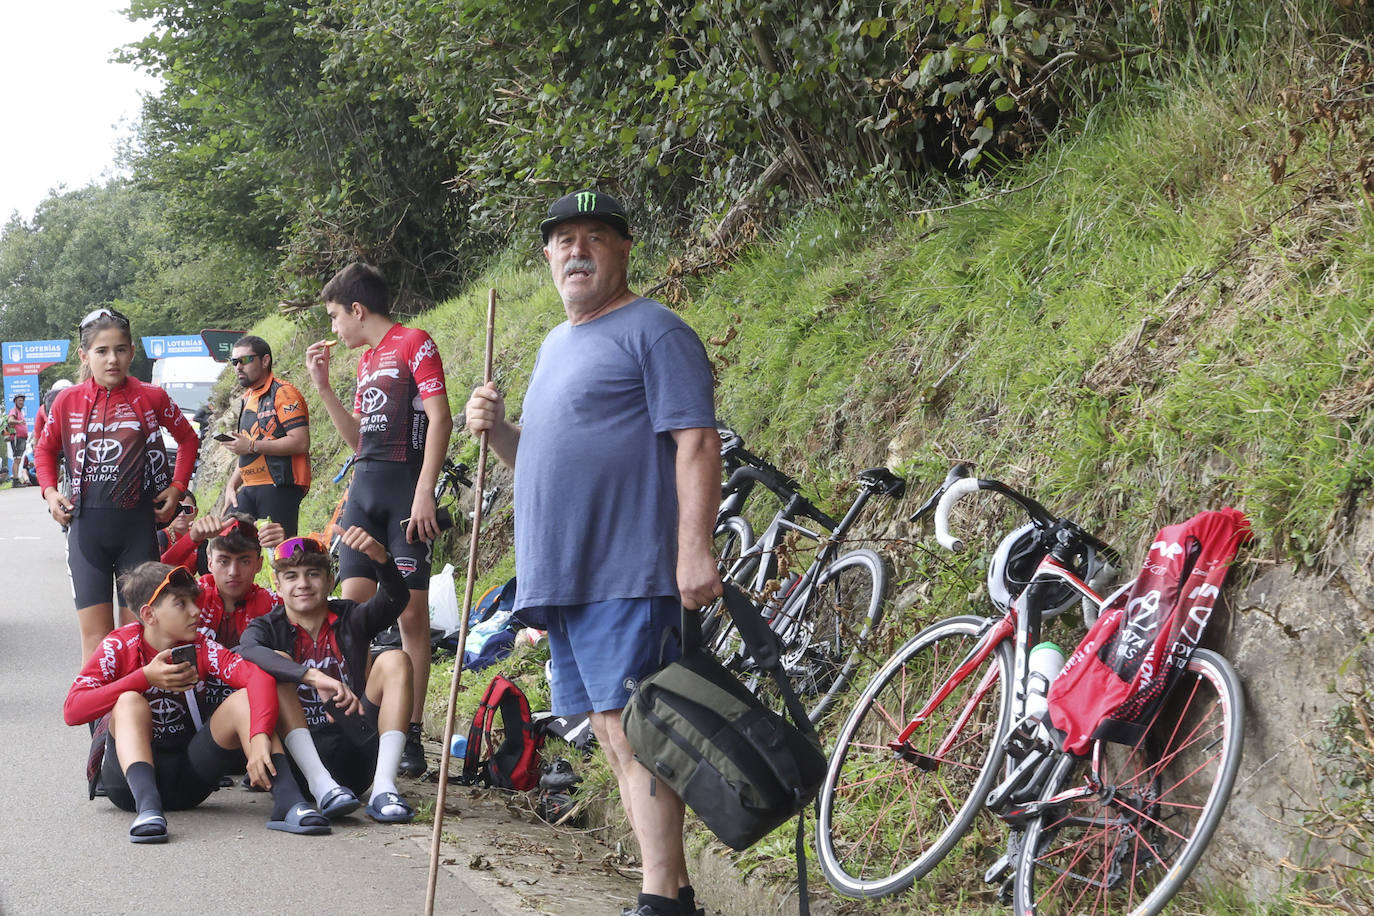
[[513, 297, 717, 611]]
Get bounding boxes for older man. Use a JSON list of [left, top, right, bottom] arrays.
[[466, 190, 720, 916], [221, 335, 312, 537]]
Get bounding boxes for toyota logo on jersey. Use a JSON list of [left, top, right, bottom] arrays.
[[88, 438, 123, 463], [359, 387, 388, 413]]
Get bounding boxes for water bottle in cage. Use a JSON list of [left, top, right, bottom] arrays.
[[1023, 641, 1066, 723]]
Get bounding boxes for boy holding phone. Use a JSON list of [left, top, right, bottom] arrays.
[[238, 526, 418, 823], [64, 562, 330, 843]]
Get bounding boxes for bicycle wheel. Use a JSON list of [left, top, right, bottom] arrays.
[[777, 548, 889, 723], [700, 515, 755, 648], [1012, 648, 1244, 916], [816, 615, 1014, 898]]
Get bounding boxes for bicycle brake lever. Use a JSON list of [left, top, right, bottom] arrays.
[[909, 463, 972, 522]]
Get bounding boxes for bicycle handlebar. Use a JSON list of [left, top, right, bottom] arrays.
[[724, 464, 839, 530], [922, 465, 1120, 566], [933, 477, 981, 553]]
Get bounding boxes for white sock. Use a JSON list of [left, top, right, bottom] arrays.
[[283, 728, 342, 804], [371, 730, 405, 803]]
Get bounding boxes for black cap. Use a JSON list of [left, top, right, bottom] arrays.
[[539, 189, 632, 243]]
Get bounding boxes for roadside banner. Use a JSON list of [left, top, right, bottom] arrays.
[[200, 329, 248, 362], [142, 336, 211, 359], [1, 339, 70, 427]]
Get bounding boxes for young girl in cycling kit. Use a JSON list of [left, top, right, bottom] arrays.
[[35, 308, 202, 663]]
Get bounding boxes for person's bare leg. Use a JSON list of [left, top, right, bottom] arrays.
[[340, 575, 377, 602], [109, 693, 154, 770], [365, 647, 414, 734], [365, 649, 415, 817], [109, 693, 166, 840], [590, 709, 689, 899], [397, 590, 430, 725], [77, 602, 116, 663]]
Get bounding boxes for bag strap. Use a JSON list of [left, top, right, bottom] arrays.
[[461, 675, 503, 785], [718, 584, 818, 739]]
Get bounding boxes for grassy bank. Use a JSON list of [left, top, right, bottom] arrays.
[[195, 15, 1373, 912]]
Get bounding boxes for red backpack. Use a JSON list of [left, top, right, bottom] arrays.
[[1048, 507, 1252, 755], [461, 674, 544, 791]]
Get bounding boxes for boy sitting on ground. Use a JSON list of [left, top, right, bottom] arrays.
[[238, 526, 417, 823], [63, 562, 330, 843]]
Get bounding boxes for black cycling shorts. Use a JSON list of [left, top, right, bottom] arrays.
[[285, 696, 382, 797], [337, 459, 431, 589], [235, 483, 306, 538], [100, 723, 243, 812], [67, 505, 159, 609]]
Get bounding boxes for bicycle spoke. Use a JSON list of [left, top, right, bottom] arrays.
[[1014, 650, 1244, 916], [817, 617, 1012, 899]]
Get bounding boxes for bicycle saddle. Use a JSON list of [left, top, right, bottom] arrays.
[[857, 467, 906, 498]]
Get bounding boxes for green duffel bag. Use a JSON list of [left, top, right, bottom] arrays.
[[623, 584, 826, 912], [623, 640, 826, 850]]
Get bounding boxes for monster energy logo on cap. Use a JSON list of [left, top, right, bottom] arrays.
[[540, 188, 633, 242]]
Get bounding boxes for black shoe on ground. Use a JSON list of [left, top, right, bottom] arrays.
[[400, 722, 427, 777], [539, 756, 581, 791]]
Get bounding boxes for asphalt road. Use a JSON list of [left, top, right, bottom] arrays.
[[0, 485, 508, 916]]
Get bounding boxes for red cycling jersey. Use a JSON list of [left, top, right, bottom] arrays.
[[35, 377, 199, 509], [64, 624, 278, 745], [195, 577, 279, 650], [353, 324, 446, 466], [288, 613, 351, 730]]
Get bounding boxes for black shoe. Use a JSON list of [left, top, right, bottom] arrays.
[[399, 723, 427, 777], [539, 756, 581, 791], [620, 907, 673, 916]]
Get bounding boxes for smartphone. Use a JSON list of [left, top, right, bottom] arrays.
[[212, 433, 235, 442], [170, 643, 197, 668], [398, 507, 454, 533]]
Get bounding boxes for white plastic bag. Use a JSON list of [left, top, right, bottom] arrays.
[[428, 563, 461, 635]]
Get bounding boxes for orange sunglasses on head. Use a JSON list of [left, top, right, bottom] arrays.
[[148, 566, 198, 607]]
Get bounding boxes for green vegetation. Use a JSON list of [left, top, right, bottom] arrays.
[[2, 0, 1369, 910], [178, 11, 1371, 909]]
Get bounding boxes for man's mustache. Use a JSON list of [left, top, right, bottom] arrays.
[[564, 258, 597, 276]]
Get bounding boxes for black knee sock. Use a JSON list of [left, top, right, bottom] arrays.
[[678, 885, 696, 914], [636, 892, 680, 916], [267, 753, 309, 820], [124, 761, 162, 814]]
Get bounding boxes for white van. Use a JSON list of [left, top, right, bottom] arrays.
[[151, 356, 227, 423]]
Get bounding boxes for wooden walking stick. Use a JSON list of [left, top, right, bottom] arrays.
[[426, 288, 497, 915]]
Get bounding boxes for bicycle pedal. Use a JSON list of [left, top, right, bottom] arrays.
[[982, 852, 1012, 885], [1003, 714, 1050, 760]]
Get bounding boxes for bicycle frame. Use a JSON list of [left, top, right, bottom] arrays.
[[887, 554, 1111, 771], [724, 478, 887, 645]]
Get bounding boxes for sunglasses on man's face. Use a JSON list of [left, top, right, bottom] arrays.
[[177, 503, 196, 516], [229, 355, 258, 367], [148, 566, 198, 607], [274, 536, 328, 562], [78, 307, 131, 331]]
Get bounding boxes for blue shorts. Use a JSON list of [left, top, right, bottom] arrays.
[[541, 596, 682, 716]]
